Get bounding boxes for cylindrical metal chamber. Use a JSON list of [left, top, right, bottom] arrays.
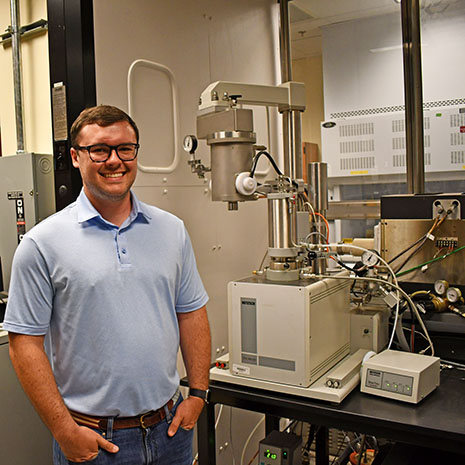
[[267, 192, 297, 257], [208, 131, 256, 203], [307, 162, 328, 274], [307, 162, 328, 212]]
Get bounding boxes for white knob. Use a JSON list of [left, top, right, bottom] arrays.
[[235, 172, 257, 196]]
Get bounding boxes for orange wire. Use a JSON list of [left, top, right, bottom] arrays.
[[247, 450, 259, 465], [312, 211, 330, 243]]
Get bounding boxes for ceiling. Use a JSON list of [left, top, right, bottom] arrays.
[[290, 0, 400, 59], [290, 0, 461, 59]]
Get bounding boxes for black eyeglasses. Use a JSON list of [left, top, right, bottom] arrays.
[[74, 143, 140, 162]]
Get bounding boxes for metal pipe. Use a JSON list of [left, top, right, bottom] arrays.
[[279, 0, 293, 178], [308, 162, 328, 274], [308, 162, 328, 213], [401, 0, 424, 194], [292, 110, 302, 179], [10, 0, 25, 153], [282, 111, 291, 177], [279, 0, 292, 83]]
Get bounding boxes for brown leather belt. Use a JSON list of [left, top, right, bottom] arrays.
[[70, 399, 174, 431]]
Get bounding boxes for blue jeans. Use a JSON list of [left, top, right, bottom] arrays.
[[53, 395, 193, 465]]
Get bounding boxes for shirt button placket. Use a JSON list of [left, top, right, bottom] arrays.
[[118, 230, 131, 265]]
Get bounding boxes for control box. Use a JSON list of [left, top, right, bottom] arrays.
[[0, 154, 55, 290], [258, 430, 302, 465], [360, 350, 440, 403], [350, 307, 389, 353]]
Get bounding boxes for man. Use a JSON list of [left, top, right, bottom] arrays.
[[3, 105, 211, 465]]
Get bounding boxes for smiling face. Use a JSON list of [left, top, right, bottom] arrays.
[[70, 121, 138, 208]]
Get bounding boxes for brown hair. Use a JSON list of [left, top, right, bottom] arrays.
[[70, 105, 139, 147]]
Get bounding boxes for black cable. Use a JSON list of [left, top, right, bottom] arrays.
[[250, 150, 283, 177], [335, 259, 366, 277], [394, 235, 429, 273], [304, 424, 317, 452], [302, 424, 318, 465], [357, 434, 367, 465], [387, 234, 426, 265], [283, 419, 298, 432], [391, 208, 455, 272]]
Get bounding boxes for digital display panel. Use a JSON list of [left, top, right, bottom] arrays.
[[264, 449, 277, 460]]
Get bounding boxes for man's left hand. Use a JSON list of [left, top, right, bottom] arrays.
[[167, 396, 205, 436]]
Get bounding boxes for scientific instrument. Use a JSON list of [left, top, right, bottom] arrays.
[[186, 81, 371, 403], [259, 430, 302, 465], [360, 350, 440, 403]]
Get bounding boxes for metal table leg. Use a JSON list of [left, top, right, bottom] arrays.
[[315, 426, 329, 465], [265, 414, 280, 435], [197, 403, 216, 465]]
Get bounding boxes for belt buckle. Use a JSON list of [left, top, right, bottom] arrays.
[[139, 412, 151, 429]]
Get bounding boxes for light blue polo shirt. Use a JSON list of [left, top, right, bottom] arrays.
[[4, 190, 208, 416]]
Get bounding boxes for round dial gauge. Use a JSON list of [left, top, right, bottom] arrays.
[[361, 250, 380, 267], [446, 287, 462, 304], [183, 135, 198, 154], [434, 280, 449, 296]]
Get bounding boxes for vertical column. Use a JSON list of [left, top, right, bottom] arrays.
[[401, 0, 425, 194], [47, 0, 96, 211], [279, 0, 292, 178], [10, 0, 25, 153]]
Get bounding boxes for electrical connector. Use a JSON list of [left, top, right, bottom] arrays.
[[215, 360, 229, 370], [383, 290, 399, 309]]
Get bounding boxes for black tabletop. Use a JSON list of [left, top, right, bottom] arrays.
[[187, 366, 465, 455]]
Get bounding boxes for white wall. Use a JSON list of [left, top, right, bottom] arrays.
[[0, 0, 52, 156], [322, 3, 465, 118], [93, 1, 280, 463], [292, 55, 324, 152]]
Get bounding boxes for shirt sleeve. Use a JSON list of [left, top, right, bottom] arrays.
[[3, 236, 54, 335], [175, 225, 209, 313]]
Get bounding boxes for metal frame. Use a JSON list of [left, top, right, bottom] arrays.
[[47, 0, 96, 211], [189, 368, 465, 464]]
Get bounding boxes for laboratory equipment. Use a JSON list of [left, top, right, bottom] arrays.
[[259, 430, 302, 465], [380, 193, 465, 286], [350, 307, 389, 354], [360, 350, 440, 404], [228, 274, 350, 387], [187, 81, 375, 403]]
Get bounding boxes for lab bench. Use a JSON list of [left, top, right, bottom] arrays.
[[182, 366, 465, 465]]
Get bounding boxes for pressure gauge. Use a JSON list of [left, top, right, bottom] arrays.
[[434, 279, 449, 296], [183, 135, 198, 154], [361, 250, 380, 267], [446, 287, 462, 304]]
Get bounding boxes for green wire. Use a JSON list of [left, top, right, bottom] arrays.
[[396, 245, 465, 277]]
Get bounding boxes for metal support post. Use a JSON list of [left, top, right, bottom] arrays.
[[401, 0, 425, 194], [10, 0, 25, 153], [279, 0, 293, 178]]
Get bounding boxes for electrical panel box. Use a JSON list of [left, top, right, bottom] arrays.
[[258, 430, 302, 465], [0, 154, 55, 290], [360, 350, 440, 404], [228, 273, 351, 388]]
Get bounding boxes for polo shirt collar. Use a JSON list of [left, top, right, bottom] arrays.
[[76, 189, 151, 225]]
